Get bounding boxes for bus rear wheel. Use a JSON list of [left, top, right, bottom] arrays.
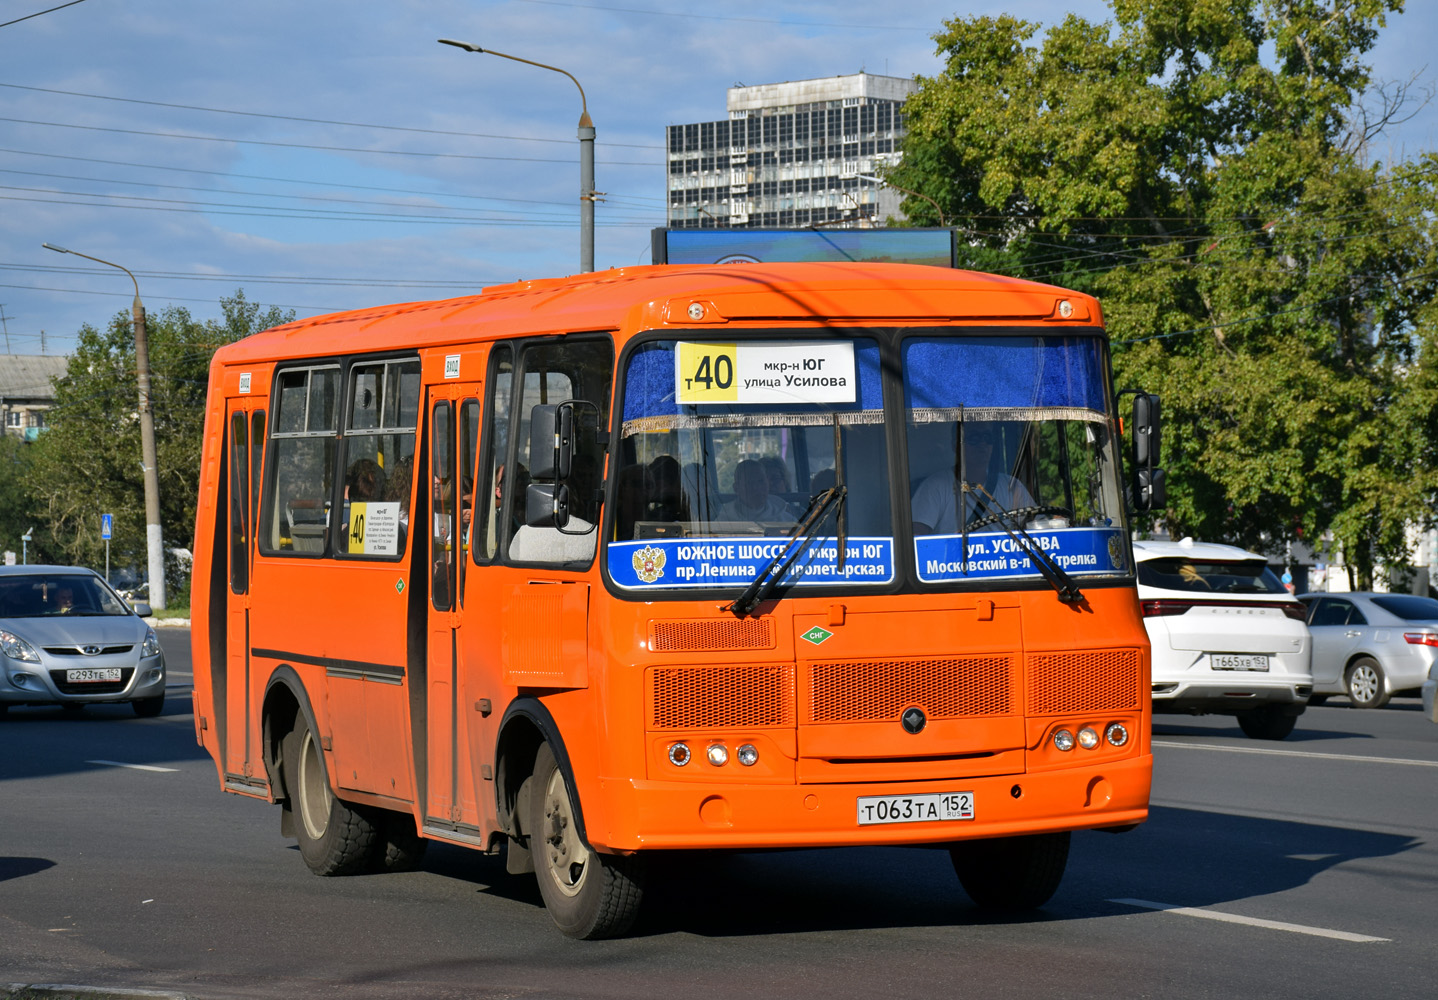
[[282, 708, 378, 876], [950, 831, 1070, 911], [529, 742, 644, 939]]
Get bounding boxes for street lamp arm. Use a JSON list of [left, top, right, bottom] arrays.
[[856, 175, 948, 227], [438, 38, 589, 123], [43, 242, 141, 302]]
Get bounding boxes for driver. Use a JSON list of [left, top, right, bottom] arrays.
[[912, 424, 1034, 534]]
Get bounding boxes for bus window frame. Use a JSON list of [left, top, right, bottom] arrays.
[[258, 359, 344, 559], [473, 343, 515, 567], [335, 352, 422, 563]]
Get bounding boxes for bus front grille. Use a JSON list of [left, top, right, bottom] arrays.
[[1026, 648, 1143, 715], [650, 664, 794, 729], [805, 657, 1014, 723], [650, 618, 776, 652]]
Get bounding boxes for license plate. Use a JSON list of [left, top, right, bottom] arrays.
[[66, 668, 122, 683], [1212, 654, 1269, 671], [857, 791, 974, 826]]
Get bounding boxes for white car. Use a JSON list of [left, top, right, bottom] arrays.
[[1423, 662, 1437, 724], [1134, 539, 1312, 740]]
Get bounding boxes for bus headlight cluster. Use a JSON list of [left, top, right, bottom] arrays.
[[666, 741, 760, 767], [1052, 723, 1130, 751]]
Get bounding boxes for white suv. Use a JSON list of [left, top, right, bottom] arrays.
[[1134, 538, 1313, 740]]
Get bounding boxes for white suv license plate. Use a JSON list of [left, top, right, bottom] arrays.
[[857, 791, 974, 826], [1212, 654, 1269, 671], [66, 667, 122, 683]]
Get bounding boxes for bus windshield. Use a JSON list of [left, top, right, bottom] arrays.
[[608, 331, 1129, 593]]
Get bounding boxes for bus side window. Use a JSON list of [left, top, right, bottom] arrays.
[[476, 346, 514, 563], [341, 359, 419, 559], [260, 365, 340, 555], [509, 337, 613, 565]]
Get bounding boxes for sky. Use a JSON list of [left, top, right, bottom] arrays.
[[2, 0, 1436, 357]]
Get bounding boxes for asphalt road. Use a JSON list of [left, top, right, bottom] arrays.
[[2, 628, 1435, 999]]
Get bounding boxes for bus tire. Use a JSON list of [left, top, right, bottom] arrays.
[[374, 812, 428, 873], [1236, 705, 1297, 740], [282, 708, 378, 876], [950, 831, 1070, 911], [529, 741, 644, 939]]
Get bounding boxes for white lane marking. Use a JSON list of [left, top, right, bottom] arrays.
[[1110, 898, 1390, 943], [85, 760, 178, 772], [1152, 740, 1438, 768]]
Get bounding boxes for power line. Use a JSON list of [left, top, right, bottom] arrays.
[[0, 0, 91, 30], [0, 82, 666, 150], [0, 117, 664, 166], [513, 0, 928, 31]]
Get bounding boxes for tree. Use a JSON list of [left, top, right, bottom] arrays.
[[25, 291, 294, 594], [889, 0, 1438, 584]]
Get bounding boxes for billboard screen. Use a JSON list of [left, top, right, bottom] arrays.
[[652, 228, 956, 268]]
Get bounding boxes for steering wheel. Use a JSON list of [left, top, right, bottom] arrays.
[[966, 505, 1072, 531]]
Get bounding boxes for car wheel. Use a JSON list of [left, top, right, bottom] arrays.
[[950, 831, 1070, 911], [529, 741, 645, 939], [281, 708, 378, 876], [131, 694, 164, 718], [1346, 657, 1390, 709], [1236, 705, 1297, 740]]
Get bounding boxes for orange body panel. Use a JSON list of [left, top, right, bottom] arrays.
[[190, 261, 1148, 856]]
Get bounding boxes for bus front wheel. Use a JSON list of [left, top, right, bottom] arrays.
[[282, 708, 378, 876], [950, 831, 1070, 911], [529, 742, 645, 939]]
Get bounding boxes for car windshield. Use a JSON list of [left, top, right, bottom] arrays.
[[1370, 595, 1438, 621], [0, 574, 132, 618], [1138, 557, 1287, 595]]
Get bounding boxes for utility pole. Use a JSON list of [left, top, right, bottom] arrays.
[[41, 243, 166, 609], [0, 304, 11, 353]]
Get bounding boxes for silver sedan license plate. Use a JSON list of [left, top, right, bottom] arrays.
[[66, 667, 122, 683], [1212, 654, 1269, 671], [857, 791, 974, 826]]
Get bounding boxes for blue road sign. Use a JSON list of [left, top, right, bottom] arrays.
[[101, 513, 113, 540]]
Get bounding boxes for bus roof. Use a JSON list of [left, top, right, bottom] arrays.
[[212, 261, 1103, 365]]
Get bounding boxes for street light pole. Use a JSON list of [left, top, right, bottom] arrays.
[[439, 38, 597, 273], [858, 175, 949, 227], [41, 243, 166, 609]]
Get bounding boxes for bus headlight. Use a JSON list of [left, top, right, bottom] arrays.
[[1053, 729, 1075, 752], [706, 743, 729, 766], [1077, 727, 1100, 750], [736, 743, 758, 767], [1105, 722, 1130, 747], [667, 742, 691, 766]]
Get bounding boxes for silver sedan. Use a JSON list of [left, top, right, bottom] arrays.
[[0, 565, 166, 716], [1297, 592, 1438, 709]]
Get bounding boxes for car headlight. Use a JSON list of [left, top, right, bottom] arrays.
[[0, 629, 41, 663], [141, 628, 162, 658]]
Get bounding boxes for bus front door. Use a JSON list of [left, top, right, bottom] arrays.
[[223, 397, 265, 787], [423, 389, 485, 837]]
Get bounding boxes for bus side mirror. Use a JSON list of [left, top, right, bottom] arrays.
[[526, 482, 570, 529], [1130, 393, 1166, 510], [528, 404, 573, 481]]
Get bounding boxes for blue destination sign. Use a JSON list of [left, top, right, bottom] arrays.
[[916, 528, 1128, 583], [609, 536, 894, 590]]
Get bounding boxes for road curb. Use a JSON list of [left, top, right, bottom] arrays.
[[6, 985, 191, 1000]]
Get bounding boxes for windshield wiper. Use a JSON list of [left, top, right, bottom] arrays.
[[964, 483, 1084, 604], [724, 485, 848, 618]]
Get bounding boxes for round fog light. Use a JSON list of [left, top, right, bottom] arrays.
[[667, 742, 691, 767], [1053, 729, 1075, 752], [1078, 726, 1100, 749], [706, 743, 729, 766], [736, 743, 758, 767], [1105, 722, 1129, 747]]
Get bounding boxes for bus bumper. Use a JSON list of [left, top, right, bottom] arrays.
[[591, 753, 1152, 852]]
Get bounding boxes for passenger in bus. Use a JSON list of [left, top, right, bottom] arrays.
[[382, 455, 414, 537], [719, 459, 798, 522], [911, 425, 1034, 534], [761, 455, 790, 498], [646, 455, 686, 522], [346, 458, 385, 502], [809, 467, 836, 496]]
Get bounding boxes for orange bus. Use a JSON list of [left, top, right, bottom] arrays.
[[190, 261, 1161, 938]]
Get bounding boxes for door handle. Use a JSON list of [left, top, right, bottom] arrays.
[[1344, 630, 1361, 637]]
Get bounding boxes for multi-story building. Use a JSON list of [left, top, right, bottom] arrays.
[[0, 354, 67, 442], [665, 73, 918, 229]]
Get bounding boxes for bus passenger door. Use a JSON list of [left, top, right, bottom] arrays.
[[224, 399, 265, 782], [424, 388, 482, 832]]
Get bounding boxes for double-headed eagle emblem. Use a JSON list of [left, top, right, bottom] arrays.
[[632, 545, 665, 584]]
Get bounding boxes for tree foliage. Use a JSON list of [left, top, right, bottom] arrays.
[[889, 0, 1438, 584], [23, 291, 294, 592]]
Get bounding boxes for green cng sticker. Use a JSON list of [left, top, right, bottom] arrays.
[[801, 626, 834, 645], [396, 579, 406, 594]]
